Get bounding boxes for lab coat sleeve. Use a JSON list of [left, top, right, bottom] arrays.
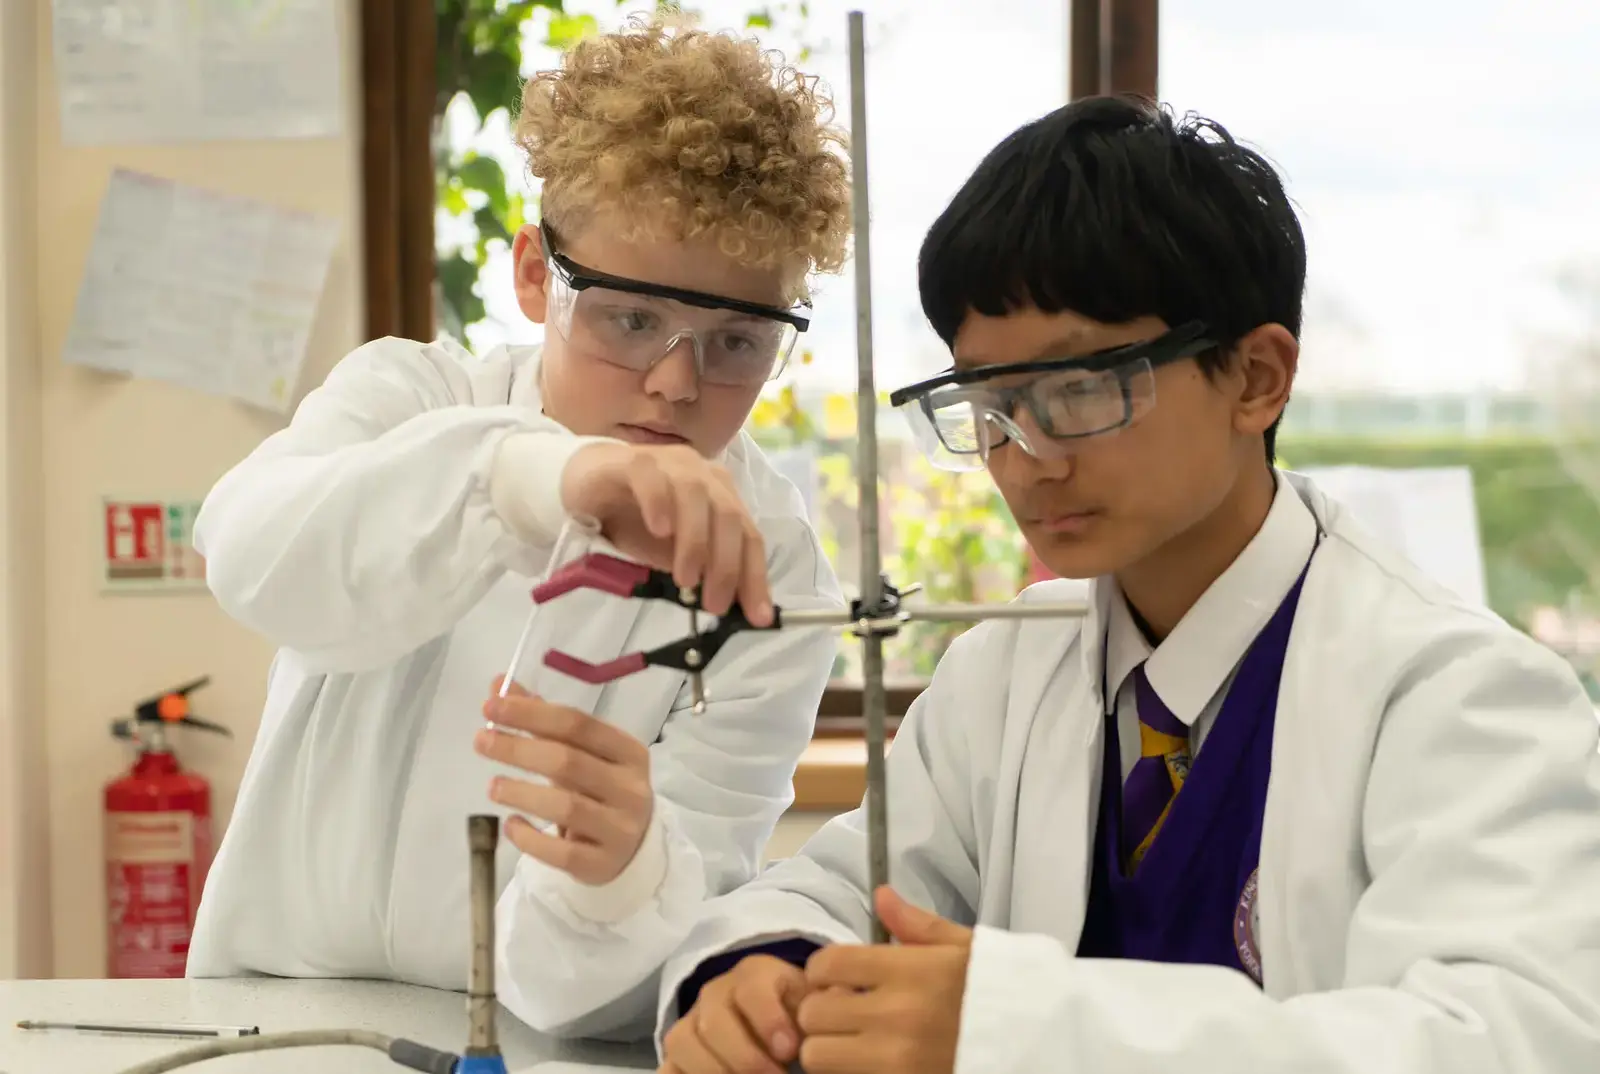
[[494, 508, 852, 1040], [648, 620, 999, 1052], [950, 627, 1600, 1074], [194, 337, 606, 673]]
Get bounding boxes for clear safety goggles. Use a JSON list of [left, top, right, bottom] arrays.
[[887, 321, 1218, 471], [541, 221, 810, 388]]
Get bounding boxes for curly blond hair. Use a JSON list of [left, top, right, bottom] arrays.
[[515, 14, 851, 298]]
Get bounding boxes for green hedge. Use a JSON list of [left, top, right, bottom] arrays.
[[1280, 436, 1600, 629]]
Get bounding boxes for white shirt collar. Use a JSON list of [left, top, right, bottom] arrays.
[[1101, 471, 1320, 726], [504, 343, 544, 410]]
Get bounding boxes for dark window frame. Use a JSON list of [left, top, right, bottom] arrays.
[[359, 0, 435, 342]]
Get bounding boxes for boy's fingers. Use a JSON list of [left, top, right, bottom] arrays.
[[501, 815, 610, 885], [489, 675, 529, 698], [734, 971, 802, 1060], [628, 464, 677, 541], [795, 984, 876, 1035], [474, 728, 615, 800], [482, 694, 645, 765], [698, 997, 786, 1074], [672, 489, 712, 593], [798, 1034, 896, 1074], [804, 943, 902, 990], [664, 1009, 734, 1074], [738, 524, 773, 627], [488, 778, 630, 848], [701, 503, 745, 617], [875, 886, 972, 947]]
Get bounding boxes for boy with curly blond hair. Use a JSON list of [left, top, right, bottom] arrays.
[[186, 16, 853, 1039]]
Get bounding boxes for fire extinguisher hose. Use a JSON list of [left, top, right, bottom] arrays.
[[110, 1028, 461, 1074]]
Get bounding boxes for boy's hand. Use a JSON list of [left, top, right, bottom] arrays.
[[475, 677, 653, 885], [794, 887, 973, 1074], [561, 441, 773, 624], [658, 954, 807, 1074]]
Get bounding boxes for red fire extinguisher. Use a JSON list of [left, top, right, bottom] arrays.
[[104, 675, 229, 979]]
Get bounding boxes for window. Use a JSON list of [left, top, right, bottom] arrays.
[[1160, 0, 1600, 694], [418, 0, 1074, 726], [359, 0, 434, 342], [376, 0, 1600, 733]]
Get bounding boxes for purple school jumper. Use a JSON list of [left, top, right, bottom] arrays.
[[1075, 550, 1317, 984]]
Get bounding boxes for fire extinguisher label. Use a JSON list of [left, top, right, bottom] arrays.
[[105, 811, 197, 979]]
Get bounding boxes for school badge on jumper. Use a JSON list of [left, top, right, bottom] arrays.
[[1233, 868, 1263, 985]]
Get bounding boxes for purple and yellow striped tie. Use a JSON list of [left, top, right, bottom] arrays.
[[1122, 665, 1191, 872]]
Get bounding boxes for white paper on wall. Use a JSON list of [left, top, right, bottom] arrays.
[[51, 0, 344, 145], [1297, 465, 1489, 607], [62, 168, 340, 413]]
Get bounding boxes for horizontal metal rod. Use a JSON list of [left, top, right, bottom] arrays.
[[901, 600, 1090, 623], [776, 599, 1089, 628], [773, 607, 863, 626]]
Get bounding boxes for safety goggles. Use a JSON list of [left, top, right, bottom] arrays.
[[887, 321, 1218, 471], [541, 220, 810, 388]]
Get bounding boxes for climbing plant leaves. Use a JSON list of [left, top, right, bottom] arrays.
[[432, 0, 809, 339]]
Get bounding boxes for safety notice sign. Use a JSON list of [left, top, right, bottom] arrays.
[[102, 498, 206, 591]]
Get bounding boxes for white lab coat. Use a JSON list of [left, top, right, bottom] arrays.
[[185, 336, 843, 1040], [656, 472, 1600, 1073]]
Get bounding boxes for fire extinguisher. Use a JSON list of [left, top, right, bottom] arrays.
[[104, 675, 229, 979]]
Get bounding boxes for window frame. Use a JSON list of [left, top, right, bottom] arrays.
[[362, 0, 1156, 738], [818, 0, 1156, 733], [359, 0, 435, 342]]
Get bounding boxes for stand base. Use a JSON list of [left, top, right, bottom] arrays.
[[458, 1050, 509, 1074]]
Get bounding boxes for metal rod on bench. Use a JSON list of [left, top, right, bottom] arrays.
[[463, 815, 504, 1069]]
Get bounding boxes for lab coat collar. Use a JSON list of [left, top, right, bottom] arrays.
[[502, 341, 544, 410], [423, 334, 547, 412], [1099, 470, 1320, 727]]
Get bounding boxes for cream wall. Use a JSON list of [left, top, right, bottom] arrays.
[[0, 0, 50, 981], [0, 0, 365, 978]]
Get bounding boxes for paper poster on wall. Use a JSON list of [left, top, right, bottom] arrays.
[[102, 497, 207, 592], [50, 0, 344, 145], [62, 168, 339, 414], [1296, 465, 1489, 607]]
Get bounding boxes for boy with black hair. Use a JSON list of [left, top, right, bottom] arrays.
[[653, 96, 1600, 1074]]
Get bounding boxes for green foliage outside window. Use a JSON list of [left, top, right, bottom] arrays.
[[751, 391, 1600, 681], [433, 0, 809, 341], [431, 3, 1600, 686]]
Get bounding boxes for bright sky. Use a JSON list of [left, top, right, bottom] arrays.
[[446, 0, 1600, 395]]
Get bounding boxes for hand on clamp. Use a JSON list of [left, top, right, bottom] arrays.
[[531, 552, 781, 712]]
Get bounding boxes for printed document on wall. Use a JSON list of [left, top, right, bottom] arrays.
[[51, 0, 343, 145], [1296, 465, 1489, 607], [62, 169, 339, 414]]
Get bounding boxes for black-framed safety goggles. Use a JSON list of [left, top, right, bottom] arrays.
[[538, 220, 811, 388], [887, 320, 1219, 471], [541, 220, 812, 331]]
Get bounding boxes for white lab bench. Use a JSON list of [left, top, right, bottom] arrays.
[[0, 977, 654, 1074]]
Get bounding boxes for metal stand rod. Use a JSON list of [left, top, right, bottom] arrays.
[[465, 815, 500, 1058], [846, 9, 891, 946]]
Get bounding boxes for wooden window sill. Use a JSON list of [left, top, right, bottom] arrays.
[[794, 735, 880, 811]]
